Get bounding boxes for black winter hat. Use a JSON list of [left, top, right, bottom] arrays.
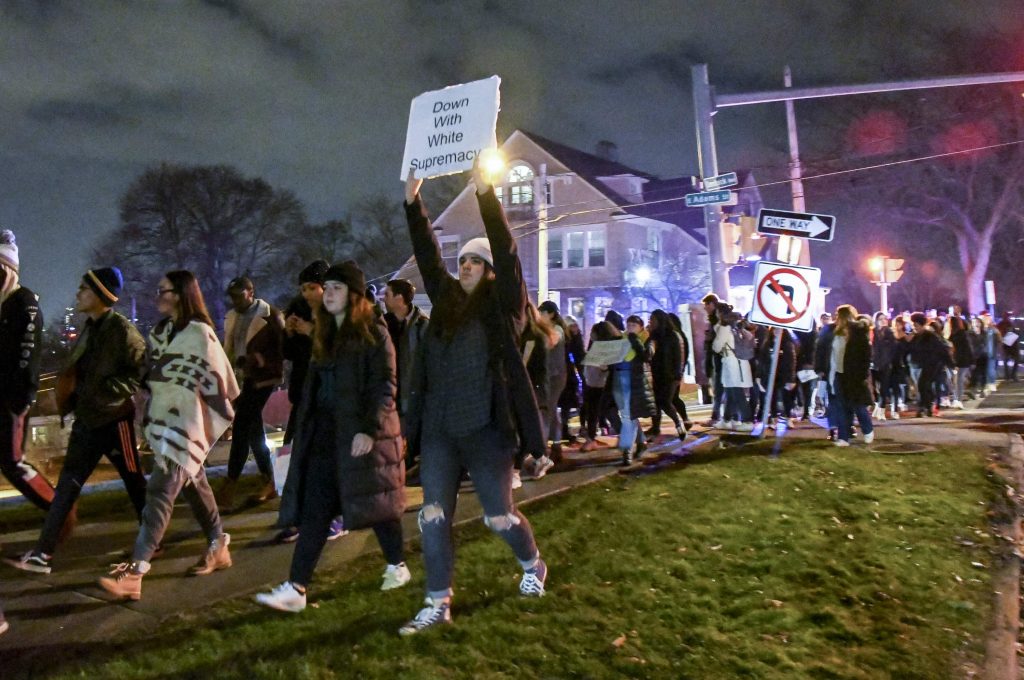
[[298, 259, 329, 286], [83, 267, 123, 306], [604, 309, 625, 331], [538, 300, 560, 316], [324, 260, 365, 295]]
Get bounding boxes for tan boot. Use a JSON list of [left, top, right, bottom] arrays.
[[253, 474, 278, 502], [215, 478, 237, 509], [188, 533, 232, 576], [98, 562, 145, 600]]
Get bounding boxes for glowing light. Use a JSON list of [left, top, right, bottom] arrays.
[[479, 148, 506, 182], [868, 257, 884, 272], [634, 265, 653, 285]]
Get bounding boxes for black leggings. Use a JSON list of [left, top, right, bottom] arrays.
[[289, 447, 404, 587], [651, 378, 683, 430]]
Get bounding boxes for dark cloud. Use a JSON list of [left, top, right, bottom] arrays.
[[2, 0, 1024, 320]]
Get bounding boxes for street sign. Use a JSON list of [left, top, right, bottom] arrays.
[[702, 172, 738, 191], [756, 208, 836, 242], [750, 260, 821, 332], [685, 190, 737, 207]]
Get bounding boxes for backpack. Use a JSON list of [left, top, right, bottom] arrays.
[[731, 325, 756, 361]]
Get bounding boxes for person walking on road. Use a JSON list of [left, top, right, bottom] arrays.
[[909, 312, 953, 418], [0, 229, 57, 510], [711, 308, 754, 432], [397, 161, 547, 635], [98, 270, 239, 600], [948, 315, 974, 408], [6, 267, 147, 574], [646, 309, 686, 440], [217, 275, 284, 509], [255, 261, 410, 613]]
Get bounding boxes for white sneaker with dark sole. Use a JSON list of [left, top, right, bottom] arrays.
[[520, 558, 547, 597], [399, 598, 452, 636], [4, 550, 51, 574]]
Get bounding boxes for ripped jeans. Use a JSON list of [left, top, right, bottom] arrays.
[[418, 423, 540, 599]]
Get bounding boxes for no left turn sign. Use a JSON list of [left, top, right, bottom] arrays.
[[750, 260, 821, 332]]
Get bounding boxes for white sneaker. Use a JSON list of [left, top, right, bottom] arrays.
[[834, 440, 850, 448], [712, 419, 728, 429], [952, 400, 964, 410], [532, 455, 554, 480], [863, 431, 875, 444], [511, 469, 523, 490], [734, 422, 754, 433], [889, 410, 900, 420], [871, 405, 884, 419], [381, 562, 411, 591], [255, 581, 306, 613], [519, 558, 547, 597]]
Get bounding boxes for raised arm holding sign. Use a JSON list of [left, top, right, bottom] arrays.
[[400, 76, 501, 180]]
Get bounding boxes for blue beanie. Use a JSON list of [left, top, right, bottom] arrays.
[[84, 267, 123, 306]]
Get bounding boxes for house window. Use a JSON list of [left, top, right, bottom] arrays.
[[546, 227, 607, 269], [505, 164, 534, 206], [439, 236, 460, 275], [588, 230, 606, 267], [548, 234, 563, 269], [567, 232, 585, 268]]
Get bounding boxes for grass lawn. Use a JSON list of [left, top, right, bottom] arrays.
[[48, 438, 1000, 679]]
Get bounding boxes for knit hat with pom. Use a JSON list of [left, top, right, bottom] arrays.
[[0, 230, 18, 272]]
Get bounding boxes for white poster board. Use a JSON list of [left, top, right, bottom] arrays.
[[582, 339, 632, 367], [400, 76, 501, 180]]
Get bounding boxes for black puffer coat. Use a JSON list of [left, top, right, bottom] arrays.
[[278, 319, 404, 531], [616, 332, 656, 418]]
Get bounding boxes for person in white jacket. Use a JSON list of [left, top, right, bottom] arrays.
[[711, 310, 754, 431]]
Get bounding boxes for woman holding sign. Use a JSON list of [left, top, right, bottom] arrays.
[[399, 159, 547, 635]]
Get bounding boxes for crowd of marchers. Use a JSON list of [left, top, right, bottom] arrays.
[[0, 158, 1021, 639], [698, 295, 1020, 447]]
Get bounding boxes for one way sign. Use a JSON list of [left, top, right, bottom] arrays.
[[756, 208, 836, 242]]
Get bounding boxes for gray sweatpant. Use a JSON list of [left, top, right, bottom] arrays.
[[132, 460, 222, 564]]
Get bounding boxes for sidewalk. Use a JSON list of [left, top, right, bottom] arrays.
[[0, 430, 706, 668]]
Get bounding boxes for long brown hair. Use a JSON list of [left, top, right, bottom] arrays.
[[525, 302, 559, 349], [429, 271, 494, 343], [312, 291, 377, 360], [834, 304, 857, 337], [165, 270, 214, 330]]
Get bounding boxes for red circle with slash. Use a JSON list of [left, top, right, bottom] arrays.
[[756, 267, 811, 325]]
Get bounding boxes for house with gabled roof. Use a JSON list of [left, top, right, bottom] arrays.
[[404, 129, 764, 333]]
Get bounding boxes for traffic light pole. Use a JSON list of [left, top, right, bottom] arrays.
[[692, 67, 1024, 300]]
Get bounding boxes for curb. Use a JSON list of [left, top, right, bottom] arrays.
[[984, 433, 1023, 680]]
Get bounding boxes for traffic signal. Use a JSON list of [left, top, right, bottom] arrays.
[[869, 256, 904, 283], [720, 215, 762, 264]]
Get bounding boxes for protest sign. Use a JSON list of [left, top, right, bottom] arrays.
[[400, 76, 501, 180], [582, 339, 632, 367]]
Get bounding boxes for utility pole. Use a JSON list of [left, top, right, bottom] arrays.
[[536, 163, 549, 304], [779, 65, 809, 266], [691, 64, 730, 299]]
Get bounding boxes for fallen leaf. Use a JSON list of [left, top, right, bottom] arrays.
[[847, 534, 855, 540], [831, 516, 843, 525], [971, 561, 986, 569], [658, 492, 671, 498], [765, 599, 784, 608], [676, 546, 688, 553], [710, 544, 723, 551], [612, 635, 627, 648]]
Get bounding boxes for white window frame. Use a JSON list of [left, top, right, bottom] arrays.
[[438, 235, 461, 276], [546, 225, 607, 270]]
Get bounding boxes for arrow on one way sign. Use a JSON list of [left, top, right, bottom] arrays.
[[756, 208, 836, 242]]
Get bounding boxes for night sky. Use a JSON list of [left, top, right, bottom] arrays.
[[3, 0, 1023, 321]]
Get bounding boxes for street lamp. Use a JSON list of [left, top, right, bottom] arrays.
[[634, 265, 653, 286], [478, 148, 506, 184]]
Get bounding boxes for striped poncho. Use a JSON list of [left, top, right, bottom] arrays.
[[143, 319, 240, 477]]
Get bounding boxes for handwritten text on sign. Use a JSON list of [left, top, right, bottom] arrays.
[[400, 76, 501, 180]]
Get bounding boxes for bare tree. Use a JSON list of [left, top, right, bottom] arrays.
[[96, 164, 306, 326]]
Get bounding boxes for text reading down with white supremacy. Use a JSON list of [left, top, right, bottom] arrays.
[[401, 76, 501, 180]]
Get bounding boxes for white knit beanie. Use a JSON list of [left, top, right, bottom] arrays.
[[0, 230, 18, 272], [458, 237, 493, 268]]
